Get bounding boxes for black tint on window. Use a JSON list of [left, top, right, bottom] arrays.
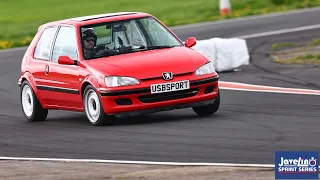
[[34, 26, 57, 61]]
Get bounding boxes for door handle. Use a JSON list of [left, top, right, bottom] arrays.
[[45, 65, 49, 75]]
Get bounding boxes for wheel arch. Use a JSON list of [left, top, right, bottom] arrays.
[[80, 75, 101, 99], [19, 71, 48, 110], [19, 72, 39, 97]]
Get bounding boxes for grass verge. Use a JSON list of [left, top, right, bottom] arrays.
[[270, 38, 320, 67], [1, 0, 320, 49]]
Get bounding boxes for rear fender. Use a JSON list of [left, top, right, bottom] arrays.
[[18, 72, 43, 103], [19, 72, 37, 93]]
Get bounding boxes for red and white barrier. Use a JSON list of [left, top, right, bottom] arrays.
[[220, 0, 231, 15]]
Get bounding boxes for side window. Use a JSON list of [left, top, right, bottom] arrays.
[[34, 27, 57, 60], [51, 26, 78, 62]]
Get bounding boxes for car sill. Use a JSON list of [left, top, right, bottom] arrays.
[[36, 85, 80, 94]]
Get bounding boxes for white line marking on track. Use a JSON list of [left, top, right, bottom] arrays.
[[0, 156, 275, 167], [221, 87, 320, 95], [219, 81, 320, 95], [1, 156, 320, 168], [234, 24, 320, 39], [170, 7, 320, 30]]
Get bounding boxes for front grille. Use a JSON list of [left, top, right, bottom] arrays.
[[138, 88, 200, 103]]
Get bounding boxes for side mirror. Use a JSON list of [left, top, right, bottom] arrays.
[[58, 56, 77, 66], [185, 37, 196, 48]]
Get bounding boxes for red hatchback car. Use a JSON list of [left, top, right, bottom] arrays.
[[18, 12, 220, 126]]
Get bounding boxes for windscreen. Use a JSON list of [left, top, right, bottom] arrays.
[[80, 17, 183, 60]]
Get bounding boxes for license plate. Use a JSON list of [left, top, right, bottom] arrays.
[[150, 80, 190, 94]]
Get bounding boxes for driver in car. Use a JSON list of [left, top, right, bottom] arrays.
[[81, 28, 105, 59]]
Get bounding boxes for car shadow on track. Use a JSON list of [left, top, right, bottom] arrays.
[[115, 113, 220, 126], [46, 109, 221, 126]]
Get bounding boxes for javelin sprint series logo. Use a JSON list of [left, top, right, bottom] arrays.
[[275, 151, 319, 179]]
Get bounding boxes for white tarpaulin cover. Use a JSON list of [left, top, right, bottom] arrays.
[[191, 38, 250, 72]]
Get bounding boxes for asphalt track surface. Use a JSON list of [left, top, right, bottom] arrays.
[[0, 9, 320, 164]]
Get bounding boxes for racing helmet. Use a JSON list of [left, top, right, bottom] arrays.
[[81, 28, 98, 46]]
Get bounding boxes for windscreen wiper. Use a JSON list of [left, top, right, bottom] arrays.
[[91, 50, 121, 59], [147, 45, 176, 50], [134, 45, 178, 51]]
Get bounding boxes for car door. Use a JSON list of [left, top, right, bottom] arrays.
[[44, 25, 82, 109], [31, 26, 58, 104]]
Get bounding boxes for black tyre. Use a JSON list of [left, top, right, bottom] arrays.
[[20, 81, 48, 122], [83, 85, 116, 126], [193, 89, 220, 116]]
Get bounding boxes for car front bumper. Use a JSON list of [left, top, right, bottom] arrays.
[[99, 76, 219, 117]]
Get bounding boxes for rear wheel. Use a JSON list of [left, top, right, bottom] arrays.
[[83, 85, 115, 126], [20, 81, 48, 122], [193, 89, 220, 116]]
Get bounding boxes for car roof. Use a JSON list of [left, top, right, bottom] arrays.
[[39, 12, 151, 29], [66, 12, 140, 21]]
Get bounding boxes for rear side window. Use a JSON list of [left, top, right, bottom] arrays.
[[34, 27, 57, 60]]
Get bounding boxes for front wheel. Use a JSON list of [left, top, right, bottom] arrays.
[[193, 89, 220, 116], [20, 81, 48, 122], [83, 85, 115, 126]]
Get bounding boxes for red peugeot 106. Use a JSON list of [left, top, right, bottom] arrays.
[[18, 12, 220, 126]]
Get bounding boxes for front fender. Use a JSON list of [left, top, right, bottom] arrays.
[[80, 75, 102, 97]]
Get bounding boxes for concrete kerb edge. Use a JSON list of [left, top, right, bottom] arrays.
[[169, 6, 320, 30], [0, 46, 28, 53]]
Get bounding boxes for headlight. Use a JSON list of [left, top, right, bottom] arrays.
[[195, 61, 215, 76], [104, 76, 140, 87]]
